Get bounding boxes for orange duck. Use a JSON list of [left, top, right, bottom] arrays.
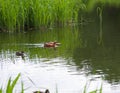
[[44, 41, 61, 48]]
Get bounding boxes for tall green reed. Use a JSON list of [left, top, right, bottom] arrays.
[[1, 0, 120, 32], [0, 88, 2, 93], [0, 0, 84, 32], [0, 0, 20, 32], [0, 73, 25, 93], [83, 82, 103, 93], [6, 73, 21, 93], [97, 7, 103, 45], [0, 73, 103, 93]]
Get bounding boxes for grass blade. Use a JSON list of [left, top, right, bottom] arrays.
[[83, 83, 87, 93], [10, 73, 21, 92], [21, 81, 24, 93], [6, 73, 21, 93], [89, 90, 97, 93], [0, 88, 2, 93], [99, 83, 103, 93], [6, 77, 12, 93]]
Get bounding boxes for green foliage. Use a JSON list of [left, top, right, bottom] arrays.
[[0, 0, 83, 32], [0, 88, 2, 93], [99, 83, 103, 93], [6, 73, 21, 93], [83, 83, 87, 93], [0, 73, 25, 93], [0, 73, 103, 93], [0, 0, 120, 32], [97, 7, 103, 45], [21, 82, 24, 93], [83, 82, 102, 93]]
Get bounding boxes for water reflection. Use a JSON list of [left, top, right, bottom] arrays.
[[0, 52, 87, 93], [73, 45, 120, 83], [0, 49, 120, 93]]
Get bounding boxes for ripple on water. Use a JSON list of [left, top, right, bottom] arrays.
[[0, 56, 119, 93]]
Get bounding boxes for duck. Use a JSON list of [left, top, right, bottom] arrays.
[[44, 41, 61, 48], [33, 89, 50, 93], [16, 51, 25, 59]]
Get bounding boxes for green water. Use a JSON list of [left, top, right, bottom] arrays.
[[0, 6, 120, 93]]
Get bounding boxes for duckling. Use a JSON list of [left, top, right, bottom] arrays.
[[16, 51, 25, 59]]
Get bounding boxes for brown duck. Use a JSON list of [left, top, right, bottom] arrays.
[[16, 51, 25, 59], [44, 41, 61, 48], [33, 89, 50, 93]]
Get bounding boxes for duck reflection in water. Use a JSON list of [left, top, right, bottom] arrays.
[[16, 51, 25, 60]]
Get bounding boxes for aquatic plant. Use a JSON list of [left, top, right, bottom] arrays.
[[0, 0, 84, 32], [0, 72, 103, 93], [0, 88, 2, 93], [97, 7, 103, 45], [0, 0, 120, 32], [83, 82, 103, 93], [21, 82, 24, 93], [6, 73, 21, 93], [0, 73, 21, 93]]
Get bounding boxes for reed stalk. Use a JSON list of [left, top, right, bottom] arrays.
[[0, 88, 2, 93], [0, 0, 84, 32], [0, 0, 120, 32], [97, 7, 103, 45], [6, 73, 21, 93]]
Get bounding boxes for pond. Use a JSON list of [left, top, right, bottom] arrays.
[[0, 12, 120, 93]]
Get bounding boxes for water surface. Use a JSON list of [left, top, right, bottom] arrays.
[[0, 13, 120, 93]]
